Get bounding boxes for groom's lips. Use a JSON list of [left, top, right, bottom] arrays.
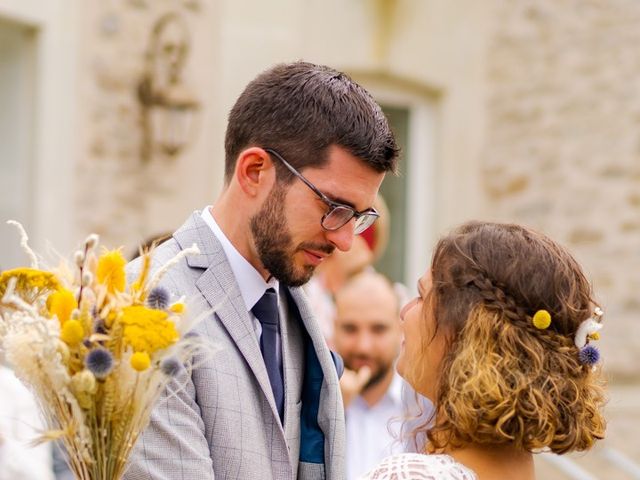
[[303, 249, 327, 266]]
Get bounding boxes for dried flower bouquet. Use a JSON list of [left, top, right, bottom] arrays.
[[0, 221, 205, 480]]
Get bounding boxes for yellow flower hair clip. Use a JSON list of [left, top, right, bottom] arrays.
[[532, 309, 552, 330]]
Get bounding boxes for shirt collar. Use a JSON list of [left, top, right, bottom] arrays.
[[201, 206, 279, 311], [387, 372, 404, 405]]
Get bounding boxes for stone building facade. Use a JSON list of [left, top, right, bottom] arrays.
[[0, 0, 637, 378], [484, 0, 640, 379]]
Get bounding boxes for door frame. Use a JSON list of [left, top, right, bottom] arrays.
[[0, 0, 79, 256]]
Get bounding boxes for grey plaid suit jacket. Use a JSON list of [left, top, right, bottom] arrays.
[[123, 212, 345, 480]]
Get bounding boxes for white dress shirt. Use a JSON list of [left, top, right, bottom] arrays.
[[200, 207, 284, 371]]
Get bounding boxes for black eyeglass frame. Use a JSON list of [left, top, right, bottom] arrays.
[[264, 148, 379, 235]]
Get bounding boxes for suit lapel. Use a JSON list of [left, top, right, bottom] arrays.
[[173, 212, 283, 425], [281, 290, 304, 430], [289, 285, 345, 478], [288, 287, 338, 388]]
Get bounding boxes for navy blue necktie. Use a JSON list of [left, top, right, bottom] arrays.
[[251, 288, 284, 422]]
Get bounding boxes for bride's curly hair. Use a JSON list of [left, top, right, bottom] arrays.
[[410, 221, 606, 454]]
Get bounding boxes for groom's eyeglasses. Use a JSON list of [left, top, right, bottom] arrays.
[[264, 148, 379, 235]]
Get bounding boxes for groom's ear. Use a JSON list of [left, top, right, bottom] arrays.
[[234, 147, 276, 199]]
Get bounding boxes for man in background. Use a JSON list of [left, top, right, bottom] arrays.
[[334, 271, 426, 479]]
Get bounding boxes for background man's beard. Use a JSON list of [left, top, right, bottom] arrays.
[[250, 186, 314, 287], [345, 358, 394, 392]]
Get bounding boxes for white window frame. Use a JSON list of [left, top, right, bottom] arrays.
[[351, 76, 438, 289], [0, 0, 79, 258]]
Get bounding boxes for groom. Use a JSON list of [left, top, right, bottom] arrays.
[[124, 61, 398, 479]]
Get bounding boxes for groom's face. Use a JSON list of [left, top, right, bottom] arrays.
[[250, 145, 384, 287], [249, 183, 328, 287]]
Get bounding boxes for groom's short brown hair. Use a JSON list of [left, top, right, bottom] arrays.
[[224, 61, 399, 183]]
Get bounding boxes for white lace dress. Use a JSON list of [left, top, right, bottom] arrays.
[[358, 453, 477, 480]]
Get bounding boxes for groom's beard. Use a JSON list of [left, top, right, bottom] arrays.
[[250, 184, 334, 287]]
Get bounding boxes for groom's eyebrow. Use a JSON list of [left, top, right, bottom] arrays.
[[325, 193, 357, 209]]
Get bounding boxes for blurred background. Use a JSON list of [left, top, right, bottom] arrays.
[[0, 0, 638, 478]]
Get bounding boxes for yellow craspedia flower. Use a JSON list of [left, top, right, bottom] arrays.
[[48, 288, 78, 325], [169, 302, 185, 314], [588, 332, 600, 341], [120, 306, 178, 353], [61, 319, 84, 345], [0, 268, 60, 300], [96, 249, 126, 294], [532, 309, 552, 330], [130, 351, 151, 371]]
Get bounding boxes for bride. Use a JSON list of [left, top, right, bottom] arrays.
[[360, 222, 606, 480]]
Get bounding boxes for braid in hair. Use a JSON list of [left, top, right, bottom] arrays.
[[455, 266, 574, 351], [412, 221, 605, 454], [465, 272, 527, 324]]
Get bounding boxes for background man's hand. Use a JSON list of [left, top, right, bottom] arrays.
[[339, 366, 372, 408]]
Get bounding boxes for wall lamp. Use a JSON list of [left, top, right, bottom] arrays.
[[137, 12, 200, 162]]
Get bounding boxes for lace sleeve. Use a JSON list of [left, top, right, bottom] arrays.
[[358, 453, 477, 480]]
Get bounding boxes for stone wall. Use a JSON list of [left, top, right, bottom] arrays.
[[70, 0, 638, 379], [71, 0, 492, 267], [75, 0, 219, 256], [483, 0, 640, 379]]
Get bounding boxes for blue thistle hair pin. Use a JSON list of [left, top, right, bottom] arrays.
[[578, 344, 600, 366], [575, 307, 604, 367]]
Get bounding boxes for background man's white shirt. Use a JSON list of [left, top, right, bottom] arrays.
[[345, 374, 406, 480]]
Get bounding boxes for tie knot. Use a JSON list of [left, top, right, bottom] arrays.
[[252, 288, 279, 326]]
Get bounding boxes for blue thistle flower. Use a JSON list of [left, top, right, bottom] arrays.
[[147, 287, 170, 310], [85, 348, 114, 379], [579, 344, 600, 366], [160, 357, 182, 377]]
